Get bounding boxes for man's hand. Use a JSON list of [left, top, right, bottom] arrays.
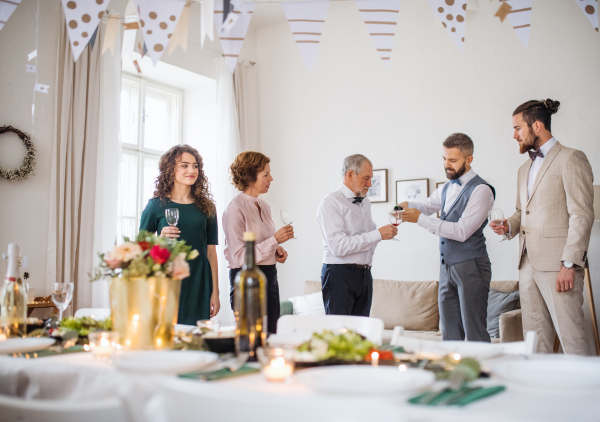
[[276, 246, 288, 264], [402, 208, 421, 223], [556, 266, 575, 293], [397, 201, 408, 210], [489, 219, 509, 236], [378, 224, 398, 240]]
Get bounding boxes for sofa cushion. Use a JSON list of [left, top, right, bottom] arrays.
[[499, 309, 524, 343], [370, 280, 439, 331], [490, 280, 519, 293], [486, 289, 520, 338], [289, 292, 325, 316], [305, 281, 321, 295]]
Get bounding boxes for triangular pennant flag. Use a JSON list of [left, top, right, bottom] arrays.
[[61, 0, 106, 61], [354, 0, 401, 66], [136, 0, 186, 65], [280, 1, 330, 71], [89, 25, 99, 51], [427, 0, 468, 52], [201, 0, 214, 47], [102, 14, 120, 56], [503, 0, 532, 48], [168, 1, 190, 55], [574, 0, 598, 32], [213, 1, 255, 73], [0, 0, 22, 31]]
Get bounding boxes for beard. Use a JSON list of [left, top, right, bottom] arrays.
[[445, 162, 467, 181], [519, 128, 540, 154]]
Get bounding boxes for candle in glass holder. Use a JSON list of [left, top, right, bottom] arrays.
[[0, 333, 6, 342], [88, 331, 119, 360], [264, 356, 294, 381], [371, 351, 379, 367]]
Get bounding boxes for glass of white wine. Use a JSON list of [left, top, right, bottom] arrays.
[[280, 208, 297, 240], [488, 208, 509, 242], [52, 282, 74, 324], [165, 208, 179, 227]]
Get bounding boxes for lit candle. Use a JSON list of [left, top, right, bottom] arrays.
[[398, 364, 407, 372], [371, 351, 379, 367], [451, 353, 461, 363], [88, 332, 118, 360], [264, 357, 294, 382], [0, 333, 6, 342]]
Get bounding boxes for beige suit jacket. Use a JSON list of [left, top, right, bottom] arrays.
[[506, 141, 594, 271]]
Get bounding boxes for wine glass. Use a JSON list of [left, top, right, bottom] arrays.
[[388, 209, 404, 241], [165, 208, 179, 227], [52, 282, 74, 325], [280, 208, 297, 240], [488, 208, 509, 242]]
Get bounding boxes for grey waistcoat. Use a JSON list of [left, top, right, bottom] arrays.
[[439, 175, 496, 266]]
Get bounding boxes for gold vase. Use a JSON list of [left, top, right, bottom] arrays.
[[109, 276, 181, 350]]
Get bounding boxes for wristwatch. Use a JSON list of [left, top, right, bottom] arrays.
[[562, 261, 574, 269]]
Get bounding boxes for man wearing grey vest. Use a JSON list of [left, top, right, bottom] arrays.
[[400, 134, 495, 342]]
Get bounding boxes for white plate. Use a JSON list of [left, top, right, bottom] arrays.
[[296, 366, 435, 395], [267, 333, 310, 347], [492, 358, 600, 391], [114, 350, 218, 375], [397, 337, 504, 360], [0, 337, 56, 355]]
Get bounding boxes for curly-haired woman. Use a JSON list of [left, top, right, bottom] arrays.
[[222, 151, 294, 334], [140, 145, 220, 324]]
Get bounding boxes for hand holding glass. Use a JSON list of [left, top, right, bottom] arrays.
[[51, 282, 74, 324], [280, 208, 297, 240], [488, 208, 509, 242], [388, 210, 403, 241]]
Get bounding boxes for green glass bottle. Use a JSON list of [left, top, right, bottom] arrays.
[[234, 232, 267, 361], [0, 243, 28, 337]]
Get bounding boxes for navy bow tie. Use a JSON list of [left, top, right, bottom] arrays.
[[352, 197, 364, 204], [450, 179, 462, 186], [529, 149, 544, 161]]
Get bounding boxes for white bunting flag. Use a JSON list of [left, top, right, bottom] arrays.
[[34, 83, 50, 94], [26, 64, 36, 73], [0, 0, 22, 31], [427, 0, 468, 52], [213, 1, 255, 73], [168, 1, 190, 55], [281, 1, 330, 71], [122, 28, 137, 60], [102, 14, 120, 55], [136, 0, 186, 65], [354, 0, 401, 65], [503, 0, 532, 48], [61, 0, 107, 62], [201, 0, 214, 47], [28, 49, 37, 61], [574, 0, 598, 32]]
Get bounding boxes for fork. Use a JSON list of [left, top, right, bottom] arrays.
[[417, 370, 466, 405]]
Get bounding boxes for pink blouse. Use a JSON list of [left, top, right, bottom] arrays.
[[222, 192, 279, 268]]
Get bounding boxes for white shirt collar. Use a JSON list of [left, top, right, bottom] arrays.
[[457, 168, 476, 186], [339, 182, 356, 199], [539, 137, 557, 156]]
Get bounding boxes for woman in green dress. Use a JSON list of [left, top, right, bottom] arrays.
[[140, 145, 220, 324]]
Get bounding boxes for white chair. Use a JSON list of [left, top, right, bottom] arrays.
[[74, 308, 111, 320], [276, 315, 384, 345]]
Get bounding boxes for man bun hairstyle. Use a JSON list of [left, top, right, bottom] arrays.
[[443, 133, 474, 157], [513, 99, 560, 132]]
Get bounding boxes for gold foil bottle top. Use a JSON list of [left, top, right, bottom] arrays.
[[243, 232, 256, 242]]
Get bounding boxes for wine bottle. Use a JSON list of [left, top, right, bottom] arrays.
[[0, 244, 28, 337], [234, 232, 267, 361]]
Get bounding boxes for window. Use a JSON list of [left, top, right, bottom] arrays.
[[118, 73, 183, 241]]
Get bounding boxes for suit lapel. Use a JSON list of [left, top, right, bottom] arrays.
[[526, 142, 562, 206]]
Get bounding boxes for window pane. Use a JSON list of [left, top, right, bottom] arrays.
[[120, 81, 139, 145], [119, 153, 138, 218], [142, 157, 159, 211], [144, 88, 177, 151], [121, 217, 137, 241]]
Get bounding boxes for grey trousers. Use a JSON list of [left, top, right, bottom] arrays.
[[439, 257, 491, 342]]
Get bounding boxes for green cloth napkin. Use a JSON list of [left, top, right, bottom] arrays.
[[409, 385, 505, 406], [179, 364, 260, 381], [12, 345, 87, 358]]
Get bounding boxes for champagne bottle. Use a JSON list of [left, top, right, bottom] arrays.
[[234, 232, 267, 361], [1, 244, 28, 337]]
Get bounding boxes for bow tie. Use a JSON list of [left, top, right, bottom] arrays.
[[352, 197, 364, 204], [529, 149, 544, 161], [450, 179, 462, 186]]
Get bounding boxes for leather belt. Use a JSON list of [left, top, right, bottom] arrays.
[[342, 263, 372, 270]]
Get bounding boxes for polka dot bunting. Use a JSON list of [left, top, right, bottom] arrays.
[[427, 0, 468, 52], [61, 0, 106, 61], [136, 0, 186, 65], [574, 0, 598, 32]]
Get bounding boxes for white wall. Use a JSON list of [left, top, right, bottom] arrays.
[[253, 1, 600, 347]]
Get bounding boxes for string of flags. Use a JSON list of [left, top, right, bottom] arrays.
[[2, 0, 599, 76]]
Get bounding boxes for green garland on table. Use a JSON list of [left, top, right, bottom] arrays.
[[0, 125, 37, 182]]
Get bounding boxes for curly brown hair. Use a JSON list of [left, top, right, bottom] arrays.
[[229, 151, 270, 191], [153, 145, 216, 216]]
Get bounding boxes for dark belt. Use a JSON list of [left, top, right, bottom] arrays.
[[340, 263, 372, 270]]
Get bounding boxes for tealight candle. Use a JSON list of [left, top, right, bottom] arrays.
[[371, 351, 379, 367], [398, 364, 407, 372], [88, 331, 119, 360], [264, 357, 294, 382], [0, 333, 6, 342]]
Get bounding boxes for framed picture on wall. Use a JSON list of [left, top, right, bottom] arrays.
[[396, 178, 429, 205], [436, 181, 446, 218], [367, 169, 388, 203]]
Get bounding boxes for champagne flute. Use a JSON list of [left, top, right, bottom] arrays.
[[165, 208, 179, 227], [52, 282, 74, 325], [280, 208, 297, 240], [488, 208, 509, 242], [388, 209, 404, 241]]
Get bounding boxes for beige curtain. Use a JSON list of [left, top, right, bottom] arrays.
[[233, 60, 259, 152], [46, 17, 103, 312]]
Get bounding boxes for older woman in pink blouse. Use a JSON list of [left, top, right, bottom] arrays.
[[222, 151, 294, 333]]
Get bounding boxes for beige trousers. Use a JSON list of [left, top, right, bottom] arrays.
[[520, 253, 589, 355]]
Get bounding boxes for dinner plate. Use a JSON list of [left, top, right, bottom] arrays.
[[397, 337, 504, 360], [492, 358, 600, 391], [296, 366, 435, 395], [267, 333, 310, 347], [114, 350, 218, 375], [0, 337, 56, 355]]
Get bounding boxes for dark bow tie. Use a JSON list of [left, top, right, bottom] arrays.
[[352, 197, 364, 204], [529, 149, 544, 161], [450, 179, 462, 186]]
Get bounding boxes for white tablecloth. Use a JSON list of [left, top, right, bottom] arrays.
[[2, 352, 600, 422]]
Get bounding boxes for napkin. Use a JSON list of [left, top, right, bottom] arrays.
[[409, 385, 505, 406], [180, 364, 260, 381]]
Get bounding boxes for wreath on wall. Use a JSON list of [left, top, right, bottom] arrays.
[[0, 126, 36, 182]]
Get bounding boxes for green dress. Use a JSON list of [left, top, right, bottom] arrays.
[[139, 198, 218, 325]]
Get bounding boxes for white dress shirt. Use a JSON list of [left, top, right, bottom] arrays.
[[316, 183, 382, 265], [408, 169, 495, 242], [527, 137, 557, 198]]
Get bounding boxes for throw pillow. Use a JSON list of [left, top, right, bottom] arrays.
[[289, 292, 325, 316], [487, 289, 520, 338]]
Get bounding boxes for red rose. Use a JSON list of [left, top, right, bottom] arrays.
[[149, 245, 170, 264], [138, 241, 150, 251]]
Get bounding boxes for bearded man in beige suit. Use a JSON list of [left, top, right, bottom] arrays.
[[491, 99, 594, 355]]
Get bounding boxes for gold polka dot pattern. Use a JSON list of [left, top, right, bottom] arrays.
[[429, 0, 468, 52], [136, 0, 186, 65], [61, 0, 108, 61]]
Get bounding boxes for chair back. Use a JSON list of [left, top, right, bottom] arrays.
[[74, 308, 111, 320], [276, 315, 384, 345]]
